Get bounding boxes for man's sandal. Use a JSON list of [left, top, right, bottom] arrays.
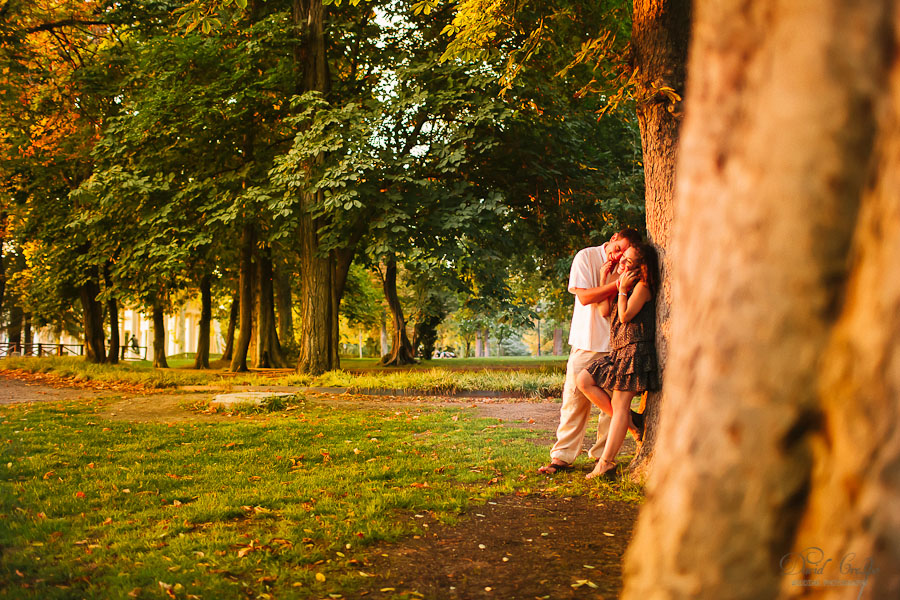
[[538, 461, 574, 475]]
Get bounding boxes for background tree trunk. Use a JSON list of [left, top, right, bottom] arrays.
[[380, 254, 416, 366], [627, 0, 692, 478], [23, 314, 32, 353], [553, 327, 563, 356], [231, 224, 255, 372], [7, 304, 23, 351], [104, 264, 119, 364], [194, 274, 212, 369], [623, 1, 899, 598], [151, 304, 168, 369], [79, 275, 105, 363], [254, 247, 286, 368], [274, 262, 294, 345], [221, 293, 238, 362]]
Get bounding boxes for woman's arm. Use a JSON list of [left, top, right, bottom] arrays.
[[618, 279, 650, 324]]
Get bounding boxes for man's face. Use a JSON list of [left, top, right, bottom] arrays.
[[607, 235, 632, 263]]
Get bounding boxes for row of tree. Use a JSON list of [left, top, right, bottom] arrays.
[[0, 0, 644, 373]]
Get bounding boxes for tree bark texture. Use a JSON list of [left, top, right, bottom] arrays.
[[151, 304, 168, 369], [380, 254, 416, 366], [623, 2, 899, 598], [628, 0, 692, 478], [79, 275, 105, 363], [254, 247, 286, 368], [221, 293, 238, 362], [294, 0, 338, 376], [7, 304, 22, 347], [194, 274, 212, 369], [231, 224, 255, 372]]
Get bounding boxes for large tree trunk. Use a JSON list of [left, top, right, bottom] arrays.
[[0, 211, 6, 318], [379, 254, 416, 366], [553, 327, 563, 356], [79, 275, 105, 363], [194, 274, 212, 369], [151, 304, 168, 369], [23, 313, 32, 354], [231, 224, 255, 372], [254, 247, 286, 368], [627, 0, 692, 478], [623, 1, 899, 598], [294, 0, 338, 376]]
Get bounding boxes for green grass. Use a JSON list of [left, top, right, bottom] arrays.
[[0, 357, 566, 398], [0, 396, 640, 599]]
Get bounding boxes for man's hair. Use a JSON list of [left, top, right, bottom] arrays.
[[617, 227, 643, 247]]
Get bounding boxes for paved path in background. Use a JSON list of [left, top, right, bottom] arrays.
[[0, 377, 95, 405]]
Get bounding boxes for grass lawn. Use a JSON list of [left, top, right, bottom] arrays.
[[0, 395, 638, 599], [0, 357, 568, 398]]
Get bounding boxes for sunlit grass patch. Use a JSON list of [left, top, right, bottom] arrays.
[[0, 397, 637, 599]]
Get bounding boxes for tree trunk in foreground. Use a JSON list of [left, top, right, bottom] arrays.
[[628, 0, 692, 478], [194, 274, 212, 369], [380, 254, 416, 366], [231, 224, 255, 372], [623, 1, 900, 598], [151, 304, 168, 369]]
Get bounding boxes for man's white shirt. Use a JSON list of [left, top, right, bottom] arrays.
[[567, 244, 611, 353]]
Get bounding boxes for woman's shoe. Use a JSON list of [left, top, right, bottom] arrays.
[[630, 410, 645, 443]]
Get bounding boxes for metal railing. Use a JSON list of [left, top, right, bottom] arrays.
[[0, 343, 148, 360]]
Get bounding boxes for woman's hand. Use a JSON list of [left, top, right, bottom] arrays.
[[619, 269, 639, 292]]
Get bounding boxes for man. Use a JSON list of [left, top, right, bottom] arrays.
[[538, 228, 642, 474]]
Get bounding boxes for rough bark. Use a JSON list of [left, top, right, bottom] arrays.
[[151, 304, 168, 369], [194, 274, 212, 369], [231, 224, 255, 372], [379, 254, 416, 366], [294, 0, 338, 376], [628, 0, 692, 478], [79, 275, 105, 363], [254, 247, 286, 368], [221, 293, 238, 362], [623, 1, 898, 598]]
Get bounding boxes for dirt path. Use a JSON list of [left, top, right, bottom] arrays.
[[2, 374, 639, 599]]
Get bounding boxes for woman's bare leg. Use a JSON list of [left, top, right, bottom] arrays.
[[586, 390, 637, 479], [575, 370, 613, 415]]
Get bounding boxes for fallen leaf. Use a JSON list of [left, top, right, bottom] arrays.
[[75, 491, 85, 498], [315, 573, 326, 582]]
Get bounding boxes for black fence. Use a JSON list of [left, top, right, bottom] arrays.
[[0, 343, 148, 360]]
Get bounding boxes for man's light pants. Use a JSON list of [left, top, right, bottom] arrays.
[[549, 348, 610, 464]]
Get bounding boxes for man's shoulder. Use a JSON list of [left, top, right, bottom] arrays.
[[574, 245, 606, 262]]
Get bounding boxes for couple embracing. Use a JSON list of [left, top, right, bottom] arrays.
[[538, 228, 660, 480]]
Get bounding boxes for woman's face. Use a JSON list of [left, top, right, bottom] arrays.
[[618, 246, 641, 274]]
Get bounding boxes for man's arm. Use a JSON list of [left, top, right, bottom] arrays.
[[572, 280, 619, 305]]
